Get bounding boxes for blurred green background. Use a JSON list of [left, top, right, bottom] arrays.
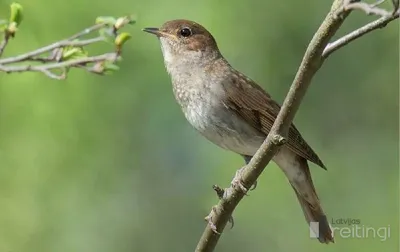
[[0, 0, 398, 251]]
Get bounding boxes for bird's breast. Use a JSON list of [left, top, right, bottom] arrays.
[[172, 84, 265, 156]]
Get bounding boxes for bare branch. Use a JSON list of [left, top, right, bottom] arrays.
[[343, 0, 394, 16], [195, 0, 398, 251], [323, 11, 399, 58]]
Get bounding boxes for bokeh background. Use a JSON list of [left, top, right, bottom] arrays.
[[0, 0, 398, 251]]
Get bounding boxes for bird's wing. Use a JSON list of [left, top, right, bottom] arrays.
[[221, 70, 326, 169]]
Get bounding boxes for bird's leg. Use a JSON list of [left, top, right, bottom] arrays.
[[231, 155, 258, 193], [231, 166, 250, 194]]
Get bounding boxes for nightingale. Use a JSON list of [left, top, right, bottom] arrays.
[[143, 19, 334, 244]]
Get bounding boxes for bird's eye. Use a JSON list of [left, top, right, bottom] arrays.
[[179, 27, 192, 37]]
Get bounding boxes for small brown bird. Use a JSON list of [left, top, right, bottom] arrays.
[[143, 19, 333, 243]]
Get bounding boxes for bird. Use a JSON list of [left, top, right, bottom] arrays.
[[143, 19, 334, 244]]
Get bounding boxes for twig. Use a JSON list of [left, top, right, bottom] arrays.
[[0, 15, 133, 78], [0, 53, 118, 79], [0, 37, 104, 65], [343, 0, 393, 16], [67, 23, 106, 41], [0, 31, 11, 57], [323, 11, 399, 58], [194, 0, 352, 251]]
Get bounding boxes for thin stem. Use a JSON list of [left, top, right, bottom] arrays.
[[0, 15, 133, 78], [323, 12, 399, 58], [0, 37, 104, 65], [0, 53, 117, 73], [0, 32, 11, 57]]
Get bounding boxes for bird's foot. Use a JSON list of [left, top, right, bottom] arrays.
[[211, 185, 235, 229], [204, 206, 220, 234], [231, 166, 257, 194], [204, 205, 234, 232], [250, 180, 258, 191]]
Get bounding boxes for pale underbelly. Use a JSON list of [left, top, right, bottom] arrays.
[[183, 103, 266, 156]]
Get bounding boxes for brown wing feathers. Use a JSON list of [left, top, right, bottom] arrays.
[[223, 70, 326, 169]]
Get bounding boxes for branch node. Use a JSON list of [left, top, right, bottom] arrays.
[[212, 185, 225, 200], [271, 134, 286, 145]]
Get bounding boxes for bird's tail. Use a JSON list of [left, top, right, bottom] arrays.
[[292, 184, 334, 244], [289, 158, 334, 244]]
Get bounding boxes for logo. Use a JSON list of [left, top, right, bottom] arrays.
[[309, 218, 391, 241]]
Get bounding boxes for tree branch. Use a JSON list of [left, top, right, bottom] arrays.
[[323, 11, 399, 58], [0, 53, 118, 79], [0, 10, 134, 79], [0, 37, 105, 65], [343, 0, 392, 16], [195, 0, 398, 251]]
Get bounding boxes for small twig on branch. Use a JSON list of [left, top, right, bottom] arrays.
[[0, 31, 11, 57], [323, 11, 399, 58], [343, 0, 394, 16], [195, 0, 398, 251]]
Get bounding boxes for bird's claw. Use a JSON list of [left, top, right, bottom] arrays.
[[204, 206, 234, 233], [250, 180, 258, 191], [231, 167, 249, 194], [228, 215, 234, 229], [231, 167, 257, 194], [204, 206, 220, 234]]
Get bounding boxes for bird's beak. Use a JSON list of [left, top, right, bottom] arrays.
[[142, 27, 162, 36], [142, 27, 175, 40]]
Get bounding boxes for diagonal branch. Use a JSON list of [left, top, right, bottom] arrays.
[[195, 0, 351, 251], [195, 0, 398, 251]]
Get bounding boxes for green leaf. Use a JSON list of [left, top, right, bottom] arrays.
[[95, 16, 117, 26], [114, 32, 131, 47], [9, 2, 23, 26], [114, 15, 136, 30], [62, 46, 88, 61], [103, 61, 120, 74]]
